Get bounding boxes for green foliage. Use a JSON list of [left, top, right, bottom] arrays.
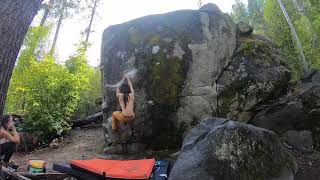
[[230, 0, 249, 23], [5, 26, 50, 115], [230, 0, 320, 79], [21, 55, 79, 137], [248, 0, 268, 34], [47, 0, 83, 20], [146, 51, 183, 109], [66, 43, 102, 119], [264, 0, 320, 79], [230, 0, 268, 35], [65, 43, 91, 90], [5, 27, 97, 140], [73, 68, 102, 119], [299, 0, 320, 67], [264, 0, 303, 80]]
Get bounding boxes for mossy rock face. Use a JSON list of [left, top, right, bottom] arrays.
[[217, 34, 291, 123], [134, 41, 191, 149], [169, 117, 297, 180], [253, 70, 320, 150], [101, 4, 238, 150]]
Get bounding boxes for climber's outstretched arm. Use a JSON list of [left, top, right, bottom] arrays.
[[116, 85, 120, 97], [126, 76, 134, 94]]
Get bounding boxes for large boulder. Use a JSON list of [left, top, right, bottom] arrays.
[[280, 130, 313, 149], [101, 3, 235, 149], [216, 34, 291, 122], [252, 70, 320, 149], [169, 117, 297, 180], [101, 4, 291, 150]]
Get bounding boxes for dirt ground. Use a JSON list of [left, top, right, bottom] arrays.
[[11, 125, 320, 179], [12, 125, 177, 174], [12, 125, 105, 172], [293, 150, 320, 180]]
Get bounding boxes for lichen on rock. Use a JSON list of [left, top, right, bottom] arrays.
[[169, 117, 297, 180], [217, 34, 291, 122]]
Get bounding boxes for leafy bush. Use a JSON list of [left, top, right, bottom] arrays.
[[72, 68, 102, 119], [5, 26, 50, 115], [21, 55, 81, 137], [5, 27, 93, 140], [66, 43, 102, 119], [264, 0, 320, 80]]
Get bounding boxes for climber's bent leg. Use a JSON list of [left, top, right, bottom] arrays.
[[112, 111, 122, 130]]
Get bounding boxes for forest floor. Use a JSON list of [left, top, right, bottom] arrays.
[[12, 124, 105, 172], [11, 124, 178, 173], [293, 150, 320, 180], [10, 125, 320, 179]]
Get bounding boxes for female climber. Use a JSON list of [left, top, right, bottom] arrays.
[[0, 114, 20, 169], [112, 75, 135, 130]]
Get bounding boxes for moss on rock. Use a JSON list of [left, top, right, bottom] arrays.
[[217, 34, 291, 122], [147, 53, 182, 109], [238, 36, 275, 64], [135, 40, 191, 149]]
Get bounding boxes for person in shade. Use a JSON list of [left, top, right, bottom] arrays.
[[0, 114, 20, 169], [112, 75, 135, 131]]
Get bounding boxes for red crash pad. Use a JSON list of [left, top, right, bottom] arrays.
[[70, 158, 155, 179]]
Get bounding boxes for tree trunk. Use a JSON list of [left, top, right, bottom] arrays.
[[198, 0, 202, 8], [2, 166, 31, 180], [50, 0, 67, 54], [17, 172, 69, 180], [259, 10, 269, 34], [278, 0, 309, 73], [0, 0, 43, 115], [40, 0, 55, 26], [71, 111, 103, 127], [257, 0, 269, 34], [85, 0, 99, 45]]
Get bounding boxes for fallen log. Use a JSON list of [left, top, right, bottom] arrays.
[[17, 172, 70, 180], [1, 166, 31, 180], [70, 111, 103, 127]]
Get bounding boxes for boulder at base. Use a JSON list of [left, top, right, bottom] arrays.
[[252, 70, 320, 149], [169, 117, 297, 180], [102, 117, 146, 154]]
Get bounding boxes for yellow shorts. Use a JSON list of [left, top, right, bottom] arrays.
[[111, 111, 135, 130]]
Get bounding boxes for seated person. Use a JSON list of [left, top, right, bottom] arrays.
[[112, 75, 135, 130], [0, 114, 20, 168]]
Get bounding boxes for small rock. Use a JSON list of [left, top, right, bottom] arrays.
[[49, 138, 59, 148], [162, 38, 173, 43], [308, 162, 313, 166], [104, 117, 132, 145], [152, 45, 160, 54], [170, 151, 180, 157], [281, 130, 313, 150], [126, 143, 147, 153], [199, 3, 220, 13], [173, 43, 185, 59], [104, 144, 124, 154], [236, 21, 253, 36], [148, 100, 154, 105]]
